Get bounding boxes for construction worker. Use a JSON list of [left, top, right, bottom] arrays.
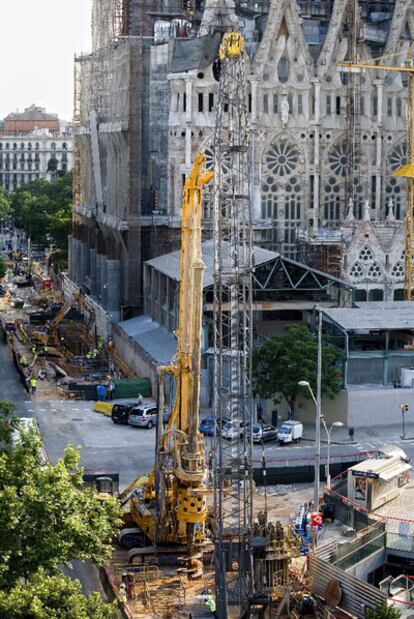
[[108, 379, 115, 401], [203, 598, 216, 616], [20, 354, 28, 367], [29, 376, 37, 395], [43, 344, 48, 359]]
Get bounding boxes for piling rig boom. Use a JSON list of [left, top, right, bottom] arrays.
[[130, 154, 212, 554]]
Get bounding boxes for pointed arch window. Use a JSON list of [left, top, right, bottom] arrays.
[[277, 57, 289, 83], [386, 142, 407, 220]]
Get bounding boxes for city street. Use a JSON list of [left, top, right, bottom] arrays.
[[2, 334, 414, 491]]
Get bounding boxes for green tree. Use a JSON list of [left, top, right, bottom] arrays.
[[0, 568, 117, 618], [0, 400, 19, 450], [252, 324, 344, 415], [11, 173, 72, 247], [0, 423, 121, 588], [47, 157, 59, 172], [0, 187, 11, 222], [0, 256, 6, 279], [366, 602, 401, 619]]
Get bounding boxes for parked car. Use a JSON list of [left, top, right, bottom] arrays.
[[277, 420, 303, 445], [111, 404, 135, 425], [199, 415, 230, 436], [128, 403, 171, 429], [252, 424, 278, 443], [221, 420, 246, 440]]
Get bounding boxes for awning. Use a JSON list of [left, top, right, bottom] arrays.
[[379, 462, 412, 481]]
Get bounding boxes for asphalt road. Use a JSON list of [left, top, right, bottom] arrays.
[[2, 332, 412, 480]]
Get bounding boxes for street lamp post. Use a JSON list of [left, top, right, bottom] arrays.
[[315, 307, 322, 511], [320, 417, 344, 489], [298, 307, 323, 511], [400, 403, 409, 440]]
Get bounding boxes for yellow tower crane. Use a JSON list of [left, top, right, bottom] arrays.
[[338, 51, 414, 300]]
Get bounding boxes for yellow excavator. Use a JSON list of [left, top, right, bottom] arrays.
[[124, 153, 212, 559], [32, 291, 95, 347]]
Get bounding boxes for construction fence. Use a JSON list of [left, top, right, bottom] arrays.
[[309, 554, 387, 618]]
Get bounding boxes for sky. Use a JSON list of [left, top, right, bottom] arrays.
[[0, 0, 92, 121]]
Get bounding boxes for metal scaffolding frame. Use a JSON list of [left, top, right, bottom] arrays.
[[212, 34, 254, 619]]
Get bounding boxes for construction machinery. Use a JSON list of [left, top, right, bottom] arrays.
[[31, 291, 95, 347], [338, 49, 414, 299], [127, 154, 212, 558]]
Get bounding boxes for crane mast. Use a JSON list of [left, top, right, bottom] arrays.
[[130, 154, 212, 554], [212, 33, 255, 618]]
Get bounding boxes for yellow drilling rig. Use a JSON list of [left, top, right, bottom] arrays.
[[122, 153, 212, 560]]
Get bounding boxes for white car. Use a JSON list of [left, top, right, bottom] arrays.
[[221, 421, 245, 440]]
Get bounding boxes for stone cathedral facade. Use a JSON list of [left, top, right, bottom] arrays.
[[71, 0, 413, 318], [149, 0, 413, 301]]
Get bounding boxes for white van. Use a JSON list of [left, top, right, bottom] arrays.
[[277, 420, 303, 445]]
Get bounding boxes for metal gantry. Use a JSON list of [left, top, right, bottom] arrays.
[[212, 33, 254, 618]]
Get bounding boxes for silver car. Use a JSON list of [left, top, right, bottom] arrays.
[[128, 404, 157, 429], [252, 424, 278, 443], [128, 404, 171, 429]]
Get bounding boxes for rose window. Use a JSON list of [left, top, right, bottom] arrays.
[[328, 143, 348, 177], [389, 143, 407, 172], [264, 142, 299, 177]]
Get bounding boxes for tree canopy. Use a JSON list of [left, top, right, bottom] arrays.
[[0, 569, 117, 619], [252, 324, 344, 415], [0, 404, 121, 616], [0, 400, 19, 451], [0, 187, 11, 222], [10, 172, 72, 250], [0, 257, 6, 280]]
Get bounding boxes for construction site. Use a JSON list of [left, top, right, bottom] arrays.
[[0, 250, 146, 403], [63, 5, 414, 615], [3, 0, 414, 617]]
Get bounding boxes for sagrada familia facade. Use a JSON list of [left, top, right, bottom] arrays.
[[71, 0, 412, 318]]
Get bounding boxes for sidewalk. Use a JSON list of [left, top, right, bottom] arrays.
[[302, 420, 414, 448]]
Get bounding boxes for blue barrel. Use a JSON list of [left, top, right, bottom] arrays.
[[96, 385, 106, 401]]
